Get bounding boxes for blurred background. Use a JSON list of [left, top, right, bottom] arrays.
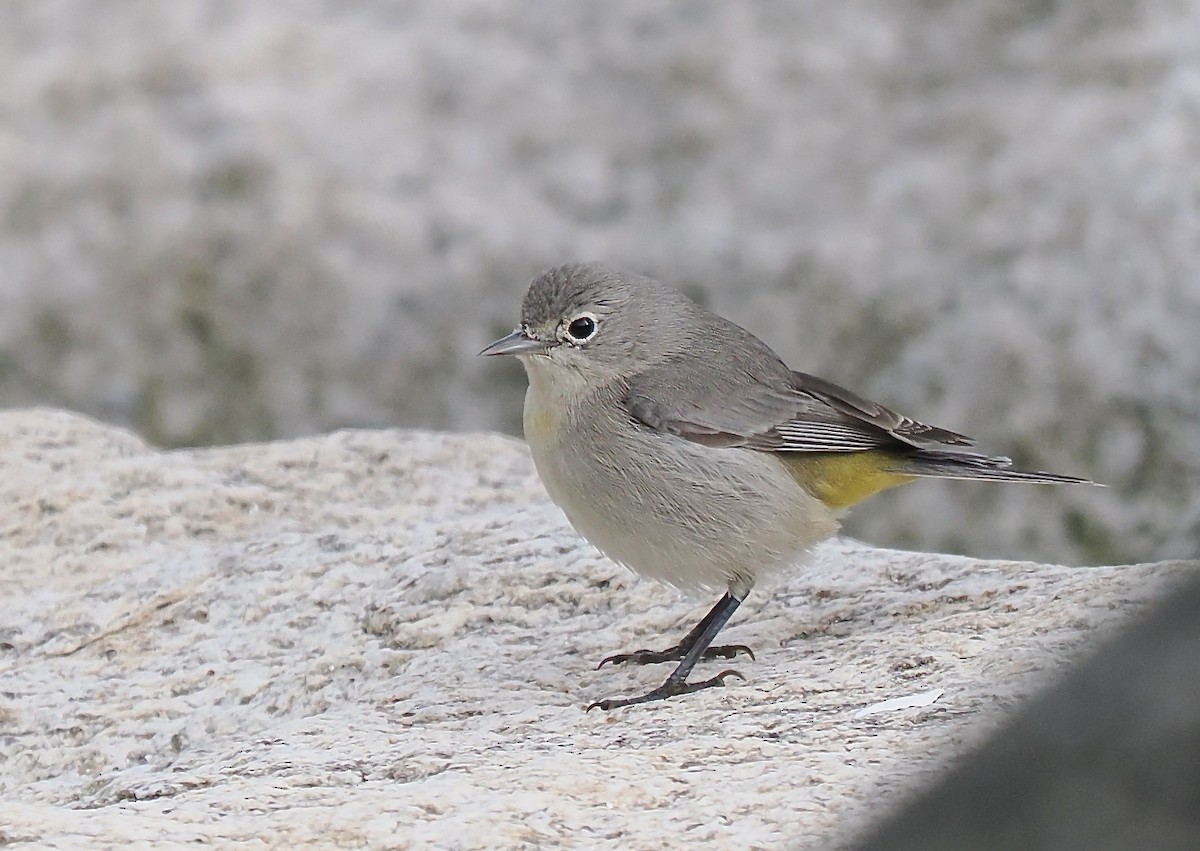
[[1, 1, 1197, 566]]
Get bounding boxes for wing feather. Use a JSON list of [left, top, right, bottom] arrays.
[[624, 360, 972, 454]]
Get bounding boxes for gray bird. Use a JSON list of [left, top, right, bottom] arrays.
[[481, 263, 1094, 710]]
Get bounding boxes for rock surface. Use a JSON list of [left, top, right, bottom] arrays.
[[2, 2, 1199, 564], [0, 409, 1194, 848], [850, 570, 1200, 851]]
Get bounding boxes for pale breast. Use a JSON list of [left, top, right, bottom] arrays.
[[522, 369, 839, 594]]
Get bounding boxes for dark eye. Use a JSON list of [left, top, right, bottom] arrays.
[[566, 315, 597, 341]]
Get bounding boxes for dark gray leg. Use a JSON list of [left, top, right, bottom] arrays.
[[596, 592, 755, 669], [589, 591, 749, 711]]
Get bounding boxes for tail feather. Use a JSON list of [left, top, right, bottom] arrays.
[[894, 450, 1098, 486]]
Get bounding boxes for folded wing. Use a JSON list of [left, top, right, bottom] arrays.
[[624, 357, 972, 454]]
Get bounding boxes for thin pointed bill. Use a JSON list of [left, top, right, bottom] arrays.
[[478, 328, 550, 357]]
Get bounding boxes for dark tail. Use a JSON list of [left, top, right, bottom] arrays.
[[892, 450, 1098, 485]]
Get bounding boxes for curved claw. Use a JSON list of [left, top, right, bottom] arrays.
[[596, 649, 655, 669], [709, 669, 746, 686]]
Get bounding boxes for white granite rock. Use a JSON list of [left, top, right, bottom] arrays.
[[0, 409, 1194, 849]]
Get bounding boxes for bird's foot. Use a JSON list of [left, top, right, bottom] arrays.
[[596, 643, 754, 669], [587, 669, 745, 711]]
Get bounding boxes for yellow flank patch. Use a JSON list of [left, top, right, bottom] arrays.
[[779, 450, 916, 509]]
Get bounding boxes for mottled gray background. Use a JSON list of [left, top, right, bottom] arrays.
[[1, 1, 1197, 566]]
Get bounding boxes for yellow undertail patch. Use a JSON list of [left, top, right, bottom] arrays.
[[779, 450, 916, 510]]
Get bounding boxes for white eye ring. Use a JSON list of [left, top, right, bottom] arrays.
[[563, 313, 599, 344]]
